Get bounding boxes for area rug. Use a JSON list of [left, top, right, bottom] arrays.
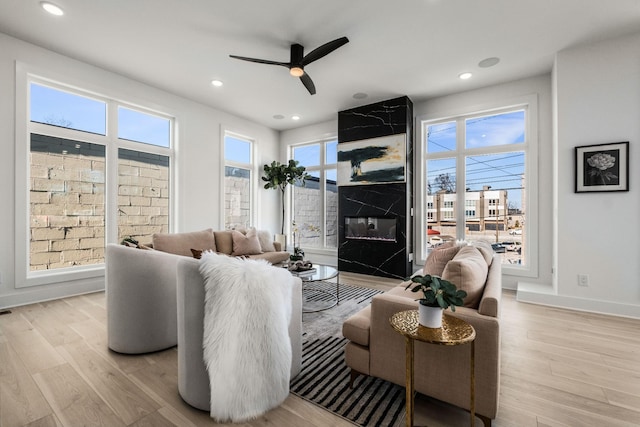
[[290, 281, 405, 427]]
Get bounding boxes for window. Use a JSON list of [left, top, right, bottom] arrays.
[[29, 134, 105, 270], [422, 107, 531, 269], [21, 80, 173, 284], [465, 200, 476, 218], [30, 83, 106, 135], [118, 107, 170, 147], [291, 139, 338, 249], [223, 133, 254, 230], [117, 149, 170, 244]]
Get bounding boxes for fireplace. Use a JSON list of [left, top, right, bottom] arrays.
[[338, 96, 413, 279], [345, 216, 397, 243]]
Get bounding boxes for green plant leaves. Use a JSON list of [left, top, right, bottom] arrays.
[[262, 159, 311, 233], [404, 273, 466, 310]]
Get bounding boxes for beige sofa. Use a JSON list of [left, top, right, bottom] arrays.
[[150, 228, 290, 264], [106, 228, 292, 354], [342, 244, 501, 427]]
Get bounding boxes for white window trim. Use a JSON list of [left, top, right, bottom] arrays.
[[415, 94, 539, 278], [220, 127, 258, 230], [288, 137, 338, 251], [15, 64, 176, 288]]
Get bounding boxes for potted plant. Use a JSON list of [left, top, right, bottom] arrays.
[[290, 221, 304, 261], [262, 160, 310, 244], [405, 274, 467, 328]]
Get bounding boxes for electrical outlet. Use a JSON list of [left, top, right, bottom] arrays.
[[578, 274, 589, 287]]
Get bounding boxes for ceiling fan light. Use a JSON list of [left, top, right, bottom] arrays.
[[290, 67, 304, 77]]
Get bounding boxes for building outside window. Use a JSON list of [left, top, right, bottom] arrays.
[[291, 139, 338, 249], [423, 107, 528, 266], [24, 80, 173, 281], [223, 133, 254, 230]]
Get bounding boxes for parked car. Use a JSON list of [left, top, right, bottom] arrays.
[[509, 229, 523, 235], [501, 241, 520, 251], [491, 243, 506, 253]]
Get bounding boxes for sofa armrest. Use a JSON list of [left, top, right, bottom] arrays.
[[478, 255, 502, 318], [106, 243, 182, 353], [368, 289, 500, 418], [370, 292, 419, 350]]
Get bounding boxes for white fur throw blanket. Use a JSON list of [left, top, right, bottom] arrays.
[[198, 252, 293, 422]]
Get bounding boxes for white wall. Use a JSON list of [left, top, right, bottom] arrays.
[[521, 31, 640, 318], [0, 32, 280, 308]]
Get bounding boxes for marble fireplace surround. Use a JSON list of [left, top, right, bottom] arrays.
[[337, 96, 413, 279]]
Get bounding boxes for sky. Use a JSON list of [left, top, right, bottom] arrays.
[[30, 83, 170, 148], [426, 110, 526, 209]]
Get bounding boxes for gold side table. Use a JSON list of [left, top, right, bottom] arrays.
[[390, 310, 476, 427]]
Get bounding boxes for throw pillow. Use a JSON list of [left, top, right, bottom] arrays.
[[152, 229, 216, 257], [231, 229, 263, 256], [424, 245, 461, 277], [191, 248, 203, 259], [442, 245, 488, 309], [257, 229, 276, 252], [471, 240, 494, 266], [213, 231, 234, 255]]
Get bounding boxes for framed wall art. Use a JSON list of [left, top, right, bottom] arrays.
[[575, 141, 629, 193], [337, 133, 406, 186]]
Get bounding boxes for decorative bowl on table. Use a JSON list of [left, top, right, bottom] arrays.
[[288, 260, 314, 272]]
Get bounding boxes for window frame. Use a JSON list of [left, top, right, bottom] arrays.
[[15, 70, 175, 288], [416, 95, 539, 278], [288, 137, 338, 252], [221, 129, 257, 230]]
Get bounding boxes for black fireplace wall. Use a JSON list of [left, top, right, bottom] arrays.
[[337, 96, 413, 279]]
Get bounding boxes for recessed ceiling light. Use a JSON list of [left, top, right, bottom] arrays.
[[292, 115, 300, 121], [458, 72, 473, 80], [478, 57, 500, 68], [273, 114, 285, 120], [353, 92, 368, 100], [41, 2, 64, 16], [211, 80, 223, 87]]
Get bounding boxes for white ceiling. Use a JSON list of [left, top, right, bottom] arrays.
[[1, 0, 639, 131]]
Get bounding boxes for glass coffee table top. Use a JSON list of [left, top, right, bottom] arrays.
[[290, 264, 338, 282], [289, 264, 339, 312]]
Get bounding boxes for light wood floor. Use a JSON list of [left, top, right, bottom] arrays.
[[1, 278, 639, 427]]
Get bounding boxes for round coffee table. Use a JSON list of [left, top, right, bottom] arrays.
[[290, 264, 339, 312]]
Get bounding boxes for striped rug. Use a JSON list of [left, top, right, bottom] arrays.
[[291, 282, 405, 427]]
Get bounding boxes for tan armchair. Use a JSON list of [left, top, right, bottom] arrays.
[[342, 252, 501, 427]]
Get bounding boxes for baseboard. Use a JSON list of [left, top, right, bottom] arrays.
[[0, 279, 104, 309], [517, 282, 640, 319]]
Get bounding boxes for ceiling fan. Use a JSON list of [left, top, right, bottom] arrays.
[[229, 36, 349, 95]]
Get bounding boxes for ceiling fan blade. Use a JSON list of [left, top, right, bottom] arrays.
[[301, 36, 349, 66], [229, 55, 289, 67], [300, 72, 316, 95]]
